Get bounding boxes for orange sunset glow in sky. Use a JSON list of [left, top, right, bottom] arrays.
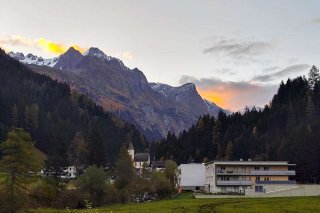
[[1, 1, 318, 111]]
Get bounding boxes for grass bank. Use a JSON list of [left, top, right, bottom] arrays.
[[29, 192, 320, 213]]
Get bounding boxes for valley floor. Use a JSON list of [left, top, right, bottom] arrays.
[[29, 193, 320, 213]]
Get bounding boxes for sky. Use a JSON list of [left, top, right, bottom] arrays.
[[0, 0, 319, 111]]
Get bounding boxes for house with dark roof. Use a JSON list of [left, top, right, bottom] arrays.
[[150, 160, 166, 172]]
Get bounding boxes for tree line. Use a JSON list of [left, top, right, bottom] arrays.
[[151, 66, 320, 183], [0, 128, 177, 212]]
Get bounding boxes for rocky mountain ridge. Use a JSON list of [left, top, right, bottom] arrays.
[[9, 48, 226, 140]]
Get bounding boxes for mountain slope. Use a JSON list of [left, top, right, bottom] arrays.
[[150, 82, 227, 117], [9, 48, 225, 140], [0, 48, 147, 165]]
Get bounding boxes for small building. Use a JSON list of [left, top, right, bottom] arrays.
[[134, 153, 150, 170], [177, 163, 205, 191], [150, 160, 166, 172], [128, 142, 150, 174], [61, 166, 77, 179], [205, 160, 296, 195]]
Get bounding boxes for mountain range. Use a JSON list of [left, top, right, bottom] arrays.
[[9, 47, 227, 140]]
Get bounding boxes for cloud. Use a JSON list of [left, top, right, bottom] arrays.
[[0, 35, 85, 55], [121, 51, 133, 60], [179, 75, 277, 111], [214, 68, 234, 74], [203, 37, 274, 61], [310, 18, 320, 24], [252, 64, 309, 82], [263, 66, 280, 72], [2, 46, 12, 53]]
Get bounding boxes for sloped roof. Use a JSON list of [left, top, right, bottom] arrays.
[[134, 153, 149, 162], [150, 161, 165, 168], [128, 142, 134, 151]]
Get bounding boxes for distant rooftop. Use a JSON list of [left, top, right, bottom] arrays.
[[134, 153, 150, 162]]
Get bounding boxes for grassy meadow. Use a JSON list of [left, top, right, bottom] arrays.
[[28, 192, 320, 213]]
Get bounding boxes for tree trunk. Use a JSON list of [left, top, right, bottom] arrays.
[[9, 170, 15, 213]]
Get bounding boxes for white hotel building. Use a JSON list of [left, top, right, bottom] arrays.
[[205, 160, 296, 195]]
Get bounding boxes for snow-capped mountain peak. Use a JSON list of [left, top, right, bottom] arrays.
[[8, 52, 58, 67]]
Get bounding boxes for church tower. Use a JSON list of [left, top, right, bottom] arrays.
[[128, 142, 135, 161]]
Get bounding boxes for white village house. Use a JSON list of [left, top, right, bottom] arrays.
[[62, 166, 77, 179], [205, 160, 297, 195], [177, 163, 206, 191]]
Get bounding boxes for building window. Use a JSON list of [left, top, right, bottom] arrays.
[[254, 166, 259, 170], [221, 176, 230, 181], [264, 177, 270, 181], [255, 176, 260, 181], [264, 166, 269, 171], [255, 186, 264, 192]]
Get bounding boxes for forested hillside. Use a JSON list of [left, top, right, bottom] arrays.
[[0, 48, 147, 166], [151, 66, 320, 183], [9, 47, 224, 140]]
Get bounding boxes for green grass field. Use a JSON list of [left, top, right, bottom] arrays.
[[29, 193, 320, 213]]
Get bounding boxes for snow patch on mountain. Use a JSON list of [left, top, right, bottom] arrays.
[[8, 47, 131, 71], [8, 52, 58, 67], [83, 47, 112, 61]]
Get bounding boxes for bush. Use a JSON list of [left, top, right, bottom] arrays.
[[29, 179, 59, 208], [77, 165, 119, 206], [103, 184, 119, 204], [0, 185, 29, 213], [150, 172, 174, 197], [54, 189, 90, 209]]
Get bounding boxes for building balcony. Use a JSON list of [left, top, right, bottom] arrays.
[[216, 170, 249, 175], [251, 170, 296, 176], [255, 180, 296, 185], [216, 180, 252, 186], [216, 170, 296, 176]]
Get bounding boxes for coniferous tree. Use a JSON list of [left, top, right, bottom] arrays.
[[68, 131, 89, 168], [0, 128, 42, 213], [305, 95, 316, 126], [11, 105, 18, 128], [114, 144, 136, 203], [212, 119, 222, 159], [24, 106, 32, 132], [0, 49, 147, 168], [225, 141, 233, 160], [88, 124, 106, 167], [308, 65, 320, 90], [153, 66, 320, 182], [30, 103, 39, 130], [164, 160, 177, 187], [77, 165, 109, 206]]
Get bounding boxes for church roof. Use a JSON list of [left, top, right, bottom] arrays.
[[134, 153, 150, 162]]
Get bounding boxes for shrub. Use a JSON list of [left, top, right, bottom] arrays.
[[54, 189, 90, 209], [29, 179, 58, 208], [0, 185, 29, 213], [103, 184, 119, 204], [150, 172, 174, 197]]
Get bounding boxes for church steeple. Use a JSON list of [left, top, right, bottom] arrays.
[[128, 142, 134, 151], [128, 142, 135, 161]]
